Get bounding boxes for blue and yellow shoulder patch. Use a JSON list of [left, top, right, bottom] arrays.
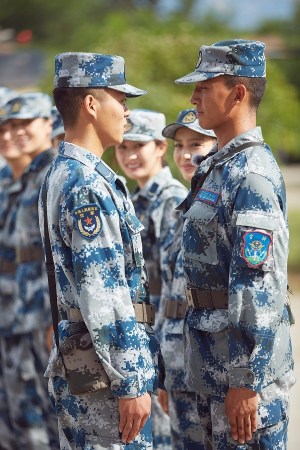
[[242, 230, 272, 268], [72, 204, 102, 240]]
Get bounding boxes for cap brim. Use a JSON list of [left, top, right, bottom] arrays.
[[162, 122, 216, 139], [175, 71, 223, 84], [162, 123, 182, 139], [110, 84, 147, 98], [122, 133, 153, 142]]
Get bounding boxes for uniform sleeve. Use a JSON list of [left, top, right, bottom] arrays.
[[63, 187, 150, 398], [228, 173, 288, 392]]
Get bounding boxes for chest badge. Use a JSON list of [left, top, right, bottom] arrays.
[[196, 189, 219, 205], [242, 231, 272, 268], [73, 204, 102, 240]]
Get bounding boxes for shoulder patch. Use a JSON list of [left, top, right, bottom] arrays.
[[196, 189, 219, 205], [242, 231, 272, 268], [72, 203, 102, 240]]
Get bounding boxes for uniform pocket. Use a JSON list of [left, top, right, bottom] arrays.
[[124, 212, 144, 268], [182, 202, 219, 265]]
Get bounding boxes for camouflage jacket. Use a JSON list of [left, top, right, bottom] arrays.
[[13, 149, 54, 334], [131, 167, 187, 322], [0, 166, 21, 335], [39, 142, 161, 398], [178, 127, 294, 396]]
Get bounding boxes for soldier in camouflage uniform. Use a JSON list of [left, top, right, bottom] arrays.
[[174, 39, 295, 449], [0, 93, 59, 448], [156, 109, 216, 449], [38, 52, 163, 449], [115, 109, 188, 450]]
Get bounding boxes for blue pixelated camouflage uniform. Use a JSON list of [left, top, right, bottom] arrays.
[[178, 127, 295, 448], [158, 221, 211, 450], [38, 141, 162, 449], [14, 149, 54, 334], [0, 155, 59, 449], [131, 166, 187, 450]]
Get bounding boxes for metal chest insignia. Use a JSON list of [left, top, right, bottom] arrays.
[[73, 204, 102, 240], [242, 231, 272, 268]]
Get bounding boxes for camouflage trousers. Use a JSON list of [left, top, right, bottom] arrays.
[[0, 330, 59, 450], [151, 394, 172, 450], [168, 390, 212, 450], [196, 371, 295, 449], [49, 376, 153, 449]]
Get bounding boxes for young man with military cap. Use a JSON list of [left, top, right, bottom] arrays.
[[38, 52, 162, 449], [0, 92, 59, 449], [175, 39, 294, 449]]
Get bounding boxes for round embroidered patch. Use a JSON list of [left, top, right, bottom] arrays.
[[73, 204, 102, 240], [242, 230, 272, 268]]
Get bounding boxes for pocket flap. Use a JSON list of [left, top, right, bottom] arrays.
[[183, 202, 218, 225], [236, 212, 278, 230]]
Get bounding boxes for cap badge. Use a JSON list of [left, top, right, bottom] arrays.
[[182, 111, 197, 124]]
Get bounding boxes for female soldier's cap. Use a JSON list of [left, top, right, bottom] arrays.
[[176, 39, 266, 84], [54, 52, 147, 98], [3, 92, 53, 120], [123, 109, 166, 142], [162, 109, 216, 139]]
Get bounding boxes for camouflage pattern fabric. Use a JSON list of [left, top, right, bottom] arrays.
[[54, 52, 146, 97], [131, 167, 187, 450], [14, 149, 54, 334], [131, 166, 187, 320], [0, 157, 59, 448], [175, 39, 266, 84], [178, 127, 295, 448], [196, 370, 294, 449], [38, 141, 162, 448]]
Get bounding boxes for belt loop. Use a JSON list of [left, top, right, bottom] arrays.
[[184, 286, 193, 307]]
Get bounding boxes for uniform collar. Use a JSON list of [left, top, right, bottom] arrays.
[[198, 127, 263, 174], [59, 141, 126, 192], [23, 148, 54, 175], [132, 166, 173, 201]]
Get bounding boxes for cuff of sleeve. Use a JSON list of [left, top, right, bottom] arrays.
[[110, 373, 148, 398], [228, 367, 261, 391]]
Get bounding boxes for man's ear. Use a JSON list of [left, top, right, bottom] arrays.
[[234, 84, 247, 103], [83, 94, 98, 118]]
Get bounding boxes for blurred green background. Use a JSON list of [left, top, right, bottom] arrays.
[[1, 0, 299, 276]]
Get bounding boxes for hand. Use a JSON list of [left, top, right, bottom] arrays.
[[158, 388, 169, 414], [119, 393, 151, 444], [224, 387, 258, 444]]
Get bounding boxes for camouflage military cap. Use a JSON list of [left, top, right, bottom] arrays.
[[54, 52, 146, 98], [176, 39, 266, 84], [51, 106, 64, 139], [162, 108, 216, 139], [4, 92, 52, 120], [0, 87, 16, 108], [123, 109, 166, 142]]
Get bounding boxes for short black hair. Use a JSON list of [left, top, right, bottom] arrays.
[[222, 75, 267, 110], [53, 87, 106, 128]]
